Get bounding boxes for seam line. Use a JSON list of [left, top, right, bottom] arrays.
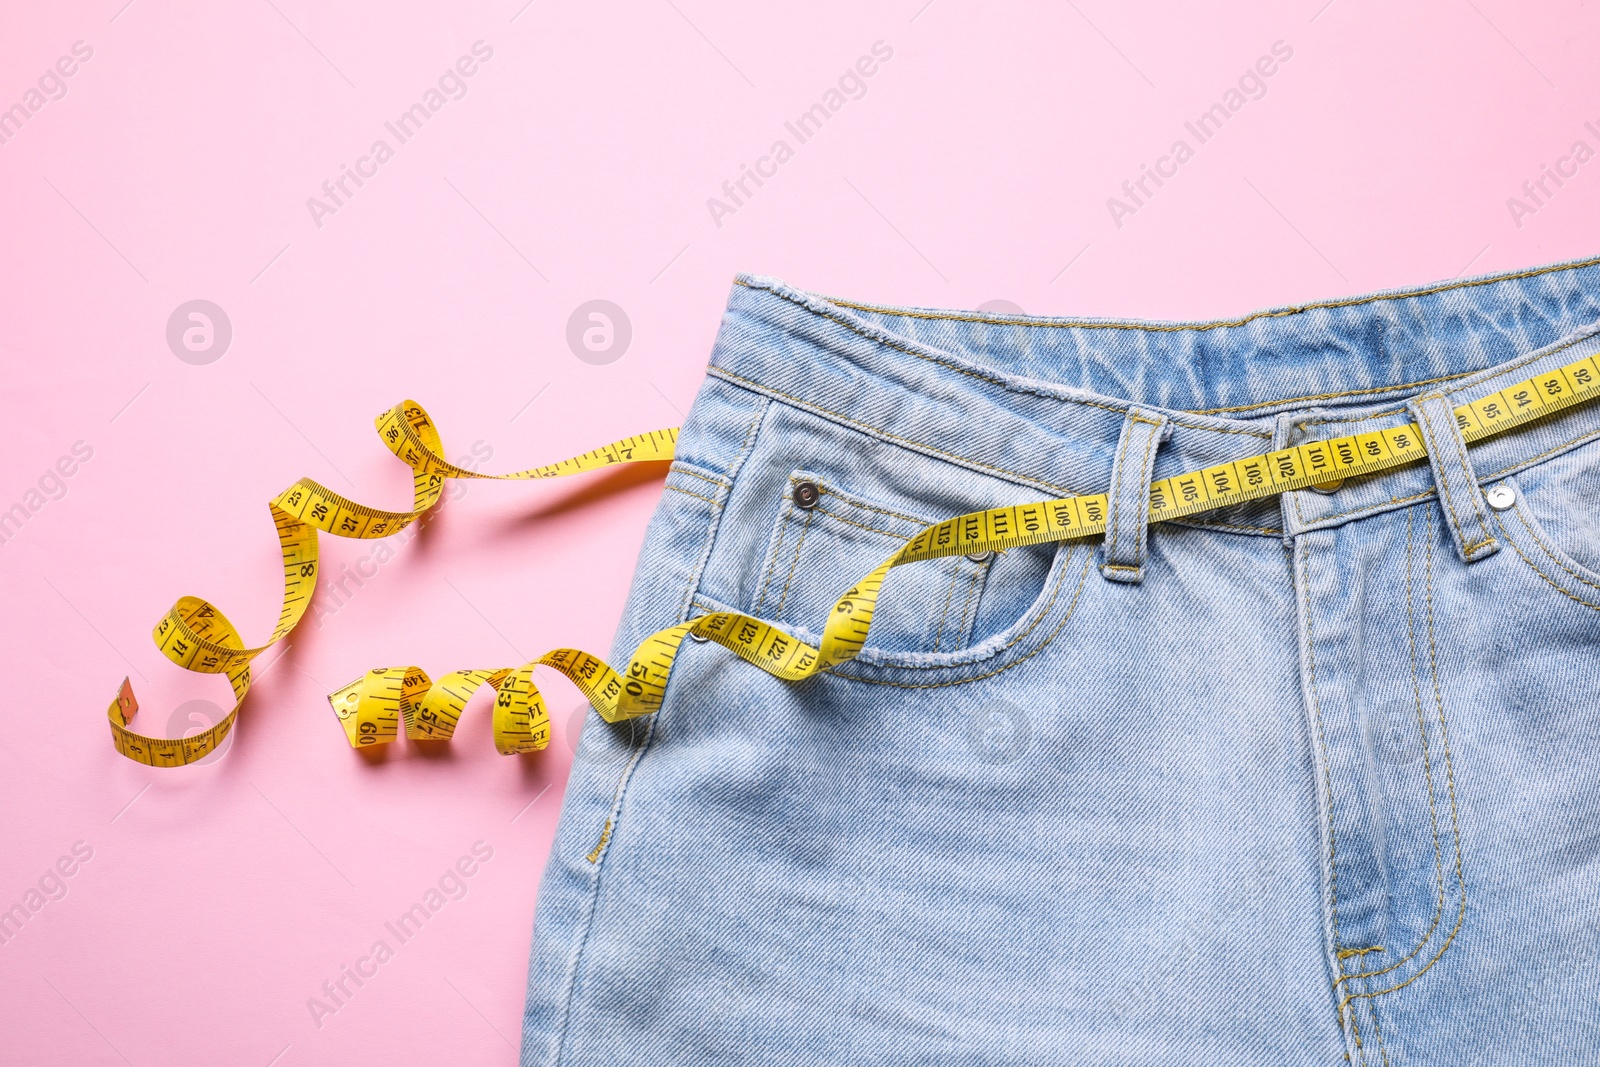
[[551, 393, 769, 1064], [756, 253, 1600, 332], [1339, 526, 1468, 1010], [1336, 507, 1448, 987], [730, 289, 1276, 437], [772, 508, 813, 617], [661, 484, 718, 507], [1297, 329, 1599, 429], [1105, 415, 1137, 563], [845, 550, 1092, 690], [1133, 424, 1161, 568]]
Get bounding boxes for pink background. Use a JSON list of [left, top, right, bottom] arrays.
[[2, 0, 1597, 1062]]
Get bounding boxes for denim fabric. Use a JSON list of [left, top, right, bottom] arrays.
[[521, 256, 1600, 1066]]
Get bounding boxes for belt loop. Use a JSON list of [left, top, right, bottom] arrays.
[[1405, 391, 1501, 563], [1099, 408, 1172, 584]]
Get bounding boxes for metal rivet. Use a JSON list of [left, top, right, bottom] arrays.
[[966, 550, 995, 564], [791, 480, 820, 509], [1310, 479, 1345, 495], [1485, 484, 1516, 511], [688, 628, 711, 643]]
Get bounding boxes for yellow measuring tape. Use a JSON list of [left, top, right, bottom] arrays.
[[107, 403, 675, 765], [110, 354, 1600, 765]]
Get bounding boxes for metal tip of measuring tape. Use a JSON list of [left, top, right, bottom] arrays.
[[110, 677, 137, 725]]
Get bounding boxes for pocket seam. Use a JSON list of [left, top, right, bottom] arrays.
[[816, 485, 936, 529], [841, 547, 1093, 689], [1496, 493, 1600, 610], [931, 567, 985, 652], [691, 541, 1091, 686], [756, 473, 979, 653], [772, 508, 816, 616]]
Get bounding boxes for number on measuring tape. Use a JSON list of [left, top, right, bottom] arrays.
[[107, 351, 1600, 764]]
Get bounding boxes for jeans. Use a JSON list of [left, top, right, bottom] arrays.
[[521, 257, 1600, 1065]]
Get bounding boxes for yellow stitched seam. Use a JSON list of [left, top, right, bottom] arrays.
[[670, 466, 728, 489], [845, 550, 1092, 690], [772, 508, 814, 617], [1498, 511, 1600, 609], [1338, 508, 1447, 986], [1102, 564, 1142, 573], [1105, 418, 1138, 563], [1174, 518, 1285, 535], [1340, 527, 1468, 1010], [1515, 504, 1600, 594], [1372, 1004, 1392, 1067], [711, 368, 1078, 492], [1298, 537, 1346, 964], [662, 484, 720, 507], [1337, 946, 1386, 959], [718, 297, 1274, 438], [928, 564, 965, 653], [815, 485, 935, 528], [585, 819, 612, 864], [813, 506, 914, 542], [935, 567, 984, 653], [751, 510, 791, 615], [953, 565, 985, 646], [1299, 407, 1411, 429], [764, 252, 1600, 330], [1316, 488, 1437, 525], [1133, 426, 1160, 568], [811, 507, 1007, 561]]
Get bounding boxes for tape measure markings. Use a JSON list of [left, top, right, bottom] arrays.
[[110, 353, 1600, 764], [109, 400, 675, 766]]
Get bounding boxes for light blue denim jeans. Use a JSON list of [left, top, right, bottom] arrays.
[[522, 258, 1600, 1065]]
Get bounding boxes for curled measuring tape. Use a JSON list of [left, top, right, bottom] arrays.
[[111, 352, 1600, 765], [108, 402, 675, 766]]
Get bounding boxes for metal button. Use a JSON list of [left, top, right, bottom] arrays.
[[791, 480, 821, 509], [1310, 479, 1345, 495], [1485, 484, 1516, 511], [966, 550, 995, 564]]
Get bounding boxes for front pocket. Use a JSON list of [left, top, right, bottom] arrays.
[[1495, 436, 1600, 607], [750, 471, 995, 654], [1497, 480, 1600, 609]]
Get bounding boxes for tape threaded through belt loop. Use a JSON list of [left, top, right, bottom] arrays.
[[1407, 392, 1501, 563], [105, 350, 1600, 766], [1100, 409, 1171, 584]]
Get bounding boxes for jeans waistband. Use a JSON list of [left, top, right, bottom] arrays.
[[706, 257, 1600, 537]]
